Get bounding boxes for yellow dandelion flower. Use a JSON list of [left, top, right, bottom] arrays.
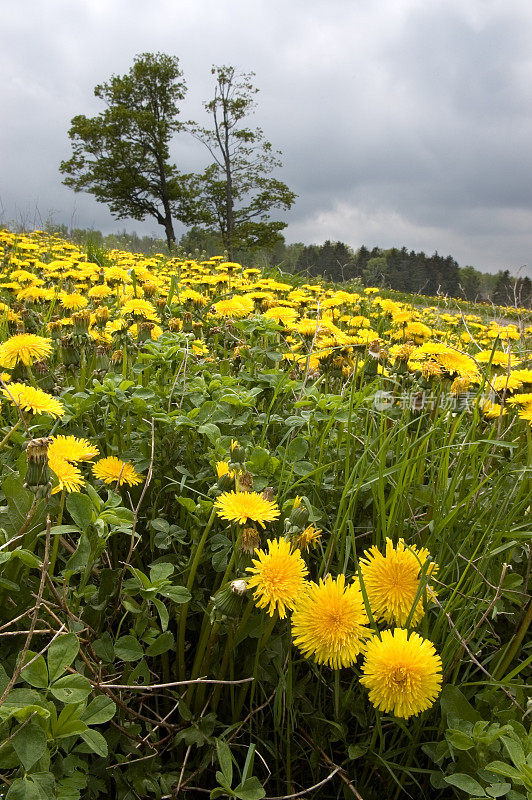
[[59, 292, 88, 310], [360, 538, 437, 627], [0, 334, 52, 368], [293, 525, 322, 551], [518, 402, 532, 424], [2, 383, 64, 418], [263, 306, 299, 325], [121, 298, 158, 320], [215, 491, 280, 528], [92, 456, 144, 486], [291, 574, 371, 668], [216, 461, 232, 478], [491, 374, 523, 393], [360, 628, 442, 718], [49, 456, 85, 494], [48, 435, 99, 464], [246, 537, 308, 618]]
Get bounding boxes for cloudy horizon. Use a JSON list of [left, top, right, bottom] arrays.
[[2, 0, 532, 275]]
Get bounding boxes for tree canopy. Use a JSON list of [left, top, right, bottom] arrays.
[[60, 53, 193, 247]]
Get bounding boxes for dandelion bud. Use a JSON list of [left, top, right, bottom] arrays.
[[95, 305, 110, 325], [241, 527, 261, 554], [230, 440, 246, 464], [168, 317, 181, 332], [24, 437, 53, 498], [142, 281, 158, 298], [217, 472, 234, 492], [71, 310, 91, 334], [111, 349, 123, 366], [137, 321, 154, 342], [261, 487, 275, 502], [290, 501, 309, 528], [47, 320, 63, 339], [238, 471, 254, 492], [211, 580, 247, 618]]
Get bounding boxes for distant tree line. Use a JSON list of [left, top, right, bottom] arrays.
[[39, 220, 531, 308]]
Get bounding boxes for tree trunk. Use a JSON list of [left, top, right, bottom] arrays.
[[164, 215, 176, 250]]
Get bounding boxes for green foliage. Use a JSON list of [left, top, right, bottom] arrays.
[[189, 65, 296, 257], [59, 52, 192, 246]]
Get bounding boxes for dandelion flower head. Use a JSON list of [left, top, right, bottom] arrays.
[[292, 574, 371, 668], [0, 334, 52, 368], [92, 456, 144, 486], [360, 538, 437, 627], [215, 491, 280, 529], [246, 537, 308, 618], [360, 628, 442, 718]]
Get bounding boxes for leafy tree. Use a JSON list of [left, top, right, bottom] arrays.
[[60, 52, 192, 248], [190, 65, 296, 258], [459, 266, 482, 301]]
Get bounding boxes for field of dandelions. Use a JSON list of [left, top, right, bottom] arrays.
[[0, 229, 530, 800]]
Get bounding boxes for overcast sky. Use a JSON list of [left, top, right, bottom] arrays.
[[2, 0, 532, 274]]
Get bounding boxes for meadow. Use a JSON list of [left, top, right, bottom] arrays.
[[0, 228, 530, 800]]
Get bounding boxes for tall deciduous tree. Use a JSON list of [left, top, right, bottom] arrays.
[[191, 66, 296, 259], [60, 53, 192, 248]]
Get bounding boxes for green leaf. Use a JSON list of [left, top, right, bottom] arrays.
[[66, 492, 94, 530], [11, 722, 47, 771], [153, 597, 169, 631], [440, 686, 481, 724], [216, 738, 233, 786], [47, 633, 79, 682], [444, 773, 487, 795], [447, 730, 475, 750], [62, 534, 91, 576], [177, 497, 196, 513], [146, 631, 174, 657], [80, 728, 108, 757], [6, 777, 41, 800], [149, 562, 174, 584], [50, 674, 92, 704], [234, 777, 265, 800], [348, 744, 367, 760], [115, 635, 144, 661], [92, 632, 114, 662], [19, 651, 48, 689], [485, 762, 523, 782], [487, 783, 512, 797], [81, 695, 116, 725], [159, 585, 191, 604]]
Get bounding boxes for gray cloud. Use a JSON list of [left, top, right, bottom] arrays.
[[1, 0, 531, 273]]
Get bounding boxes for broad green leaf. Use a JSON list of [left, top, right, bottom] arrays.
[[145, 631, 174, 657], [50, 673, 92, 704], [62, 534, 91, 576], [160, 585, 191, 604], [149, 562, 174, 584], [234, 777, 266, 800], [6, 777, 41, 800], [487, 783, 512, 797], [11, 722, 47, 771], [81, 695, 116, 725], [92, 632, 114, 662], [80, 728, 108, 757], [216, 738, 233, 786], [66, 492, 94, 530], [47, 633, 79, 682], [440, 685, 481, 724], [153, 597, 169, 631], [115, 635, 144, 661], [444, 773, 486, 795], [19, 651, 48, 689]]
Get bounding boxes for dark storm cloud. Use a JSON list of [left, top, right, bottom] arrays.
[[1, 0, 531, 273]]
